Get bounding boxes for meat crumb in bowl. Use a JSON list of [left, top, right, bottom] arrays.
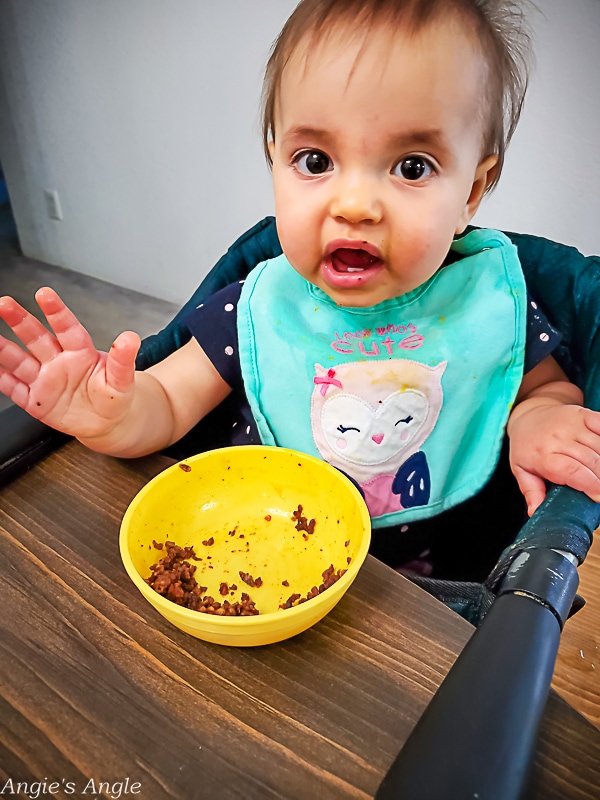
[[146, 538, 349, 616], [146, 540, 260, 616], [120, 445, 371, 646]]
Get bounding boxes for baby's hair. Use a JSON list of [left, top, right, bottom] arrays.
[[261, 0, 535, 191]]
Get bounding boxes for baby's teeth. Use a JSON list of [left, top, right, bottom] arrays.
[[347, 267, 365, 272]]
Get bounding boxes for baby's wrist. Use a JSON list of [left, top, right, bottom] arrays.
[[507, 395, 555, 436], [516, 379, 583, 411], [507, 380, 583, 436], [76, 418, 133, 455]]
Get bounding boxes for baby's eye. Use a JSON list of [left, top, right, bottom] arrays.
[[293, 150, 333, 176], [392, 156, 434, 182]]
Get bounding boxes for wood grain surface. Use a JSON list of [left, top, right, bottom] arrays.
[[0, 442, 599, 800], [554, 531, 600, 729]]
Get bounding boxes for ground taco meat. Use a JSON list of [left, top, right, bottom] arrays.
[[146, 541, 259, 616]]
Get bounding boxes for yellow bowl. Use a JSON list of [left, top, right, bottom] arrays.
[[120, 446, 371, 646]]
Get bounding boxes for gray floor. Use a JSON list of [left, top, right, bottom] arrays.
[[0, 206, 179, 413]]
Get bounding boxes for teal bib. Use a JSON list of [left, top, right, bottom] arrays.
[[238, 229, 526, 528]]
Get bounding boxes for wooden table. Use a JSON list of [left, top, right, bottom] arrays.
[[1, 442, 599, 800], [554, 530, 600, 730]]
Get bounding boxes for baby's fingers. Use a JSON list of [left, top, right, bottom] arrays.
[[511, 466, 547, 516], [105, 331, 141, 394], [0, 335, 41, 386], [546, 447, 600, 503], [34, 288, 96, 353], [582, 407, 600, 436], [0, 295, 62, 363]]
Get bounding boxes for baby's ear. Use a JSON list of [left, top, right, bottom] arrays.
[[455, 155, 499, 234]]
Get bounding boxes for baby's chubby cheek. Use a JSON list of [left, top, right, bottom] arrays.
[[275, 219, 319, 273], [390, 234, 435, 272], [393, 227, 454, 278]]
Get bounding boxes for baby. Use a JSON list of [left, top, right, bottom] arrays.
[[2, 0, 600, 578]]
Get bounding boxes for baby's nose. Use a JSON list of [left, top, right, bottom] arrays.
[[330, 171, 383, 224]]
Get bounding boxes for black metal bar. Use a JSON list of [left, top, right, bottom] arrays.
[[376, 548, 579, 800]]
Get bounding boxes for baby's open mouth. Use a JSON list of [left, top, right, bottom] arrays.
[[330, 248, 382, 272]]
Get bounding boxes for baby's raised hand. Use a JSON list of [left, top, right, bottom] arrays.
[[0, 288, 140, 440], [508, 398, 600, 516]]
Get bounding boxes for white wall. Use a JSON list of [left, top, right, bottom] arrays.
[[0, 0, 296, 304], [0, 0, 598, 305], [474, 0, 600, 255]]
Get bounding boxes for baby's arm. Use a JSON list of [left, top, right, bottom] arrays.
[[507, 355, 600, 515], [0, 289, 231, 458]]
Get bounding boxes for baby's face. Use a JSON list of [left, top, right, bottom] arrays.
[[269, 18, 497, 307]]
